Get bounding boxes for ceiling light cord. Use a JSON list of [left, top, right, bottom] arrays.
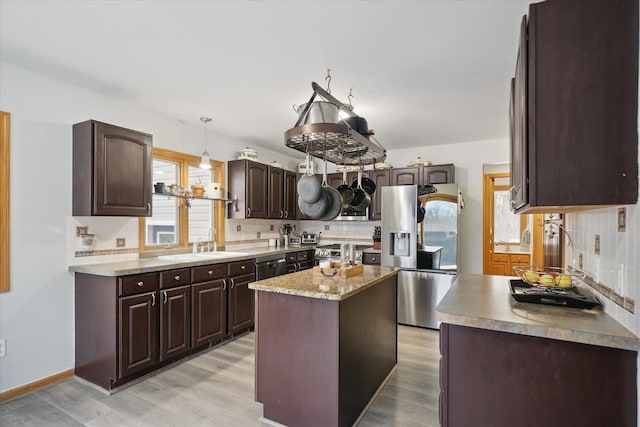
[[199, 116, 212, 169]]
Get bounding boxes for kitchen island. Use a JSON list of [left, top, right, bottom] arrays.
[[436, 274, 639, 427], [249, 265, 399, 427]]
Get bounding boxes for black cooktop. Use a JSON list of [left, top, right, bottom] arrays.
[[510, 279, 601, 309]]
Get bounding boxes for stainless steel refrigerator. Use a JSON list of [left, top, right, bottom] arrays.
[[381, 184, 459, 329]]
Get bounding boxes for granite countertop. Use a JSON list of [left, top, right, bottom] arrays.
[[68, 246, 314, 277], [249, 265, 399, 301], [436, 273, 639, 351]]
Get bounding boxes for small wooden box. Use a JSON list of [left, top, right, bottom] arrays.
[[313, 262, 364, 278]]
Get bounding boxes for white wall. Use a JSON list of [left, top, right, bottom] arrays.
[[0, 61, 298, 393]]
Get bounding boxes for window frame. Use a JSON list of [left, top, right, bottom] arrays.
[[0, 111, 9, 292], [139, 147, 225, 251]]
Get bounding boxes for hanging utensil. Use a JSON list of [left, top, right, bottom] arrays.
[[319, 157, 342, 221], [297, 151, 323, 204], [349, 170, 371, 211], [337, 167, 355, 208]]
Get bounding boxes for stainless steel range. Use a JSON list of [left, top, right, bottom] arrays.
[[314, 244, 369, 265]]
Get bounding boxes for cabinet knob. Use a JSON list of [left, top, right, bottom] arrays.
[[208, 270, 213, 276], [241, 265, 246, 270], [174, 275, 181, 281], [137, 281, 144, 287], [372, 257, 377, 261]]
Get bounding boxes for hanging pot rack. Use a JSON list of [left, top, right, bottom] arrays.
[[284, 82, 386, 166]]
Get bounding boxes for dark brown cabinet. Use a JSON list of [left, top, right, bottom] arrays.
[[368, 169, 390, 220], [391, 168, 421, 186], [191, 264, 227, 349], [362, 251, 381, 265], [423, 164, 455, 185], [227, 260, 255, 336], [510, 0, 638, 213], [229, 160, 297, 219], [118, 291, 158, 379], [73, 120, 152, 216], [160, 285, 191, 361], [285, 249, 314, 273]]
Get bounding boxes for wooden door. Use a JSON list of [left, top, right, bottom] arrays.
[[192, 279, 226, 348], [118, 292, 158, 378], [391, 168, 420, 186], [283, 170, 297, 219], [246, 161, 268, 218], [267, 166, 284, 218], [160, 285, 191, 361], [228, 273, 255, 335]]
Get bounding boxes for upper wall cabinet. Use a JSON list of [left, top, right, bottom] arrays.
[[73, 120, 153, 216], [510, 0, 638, 213]]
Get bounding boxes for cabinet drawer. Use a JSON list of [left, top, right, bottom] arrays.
[[228, 260, 254, 277], [363, 252, 381, 265], [510, 254, 530, 264], [119, 272, 159, 297], [296, 250, 311, 261], [492, 253, 510, 262], [191, 264, 227, 283], [160, 268, 190, 289], [285, 252, 297, 263]]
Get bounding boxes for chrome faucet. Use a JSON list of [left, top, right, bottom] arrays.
[[193, 237, 203, 254], [208, 227, 217, 252]]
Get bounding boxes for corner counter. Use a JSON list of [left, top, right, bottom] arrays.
[[252, 265, 399, 427], [436, 274, 638, 427]]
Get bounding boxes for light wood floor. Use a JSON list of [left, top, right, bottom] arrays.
[[0, 325, 440, 426]]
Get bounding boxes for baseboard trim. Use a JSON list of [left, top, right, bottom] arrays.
[[0, 369, 74, 403]]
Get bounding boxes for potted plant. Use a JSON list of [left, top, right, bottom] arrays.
[[372, 225, 381, 249], [191, 177, 205, 198]]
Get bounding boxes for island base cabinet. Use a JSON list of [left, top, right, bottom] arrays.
[[255, 275, 397, 427], [439, 324, 637, 427]]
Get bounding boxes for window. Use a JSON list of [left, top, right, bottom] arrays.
[[139, 148, 225, 251]]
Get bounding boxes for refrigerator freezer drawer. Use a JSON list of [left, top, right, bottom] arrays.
[[397, 270, 455, 329]]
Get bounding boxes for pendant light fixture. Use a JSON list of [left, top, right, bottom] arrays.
[[199, 116, 212, 169]]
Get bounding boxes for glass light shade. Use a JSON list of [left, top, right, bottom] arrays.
[[199, 151, 211, 169]]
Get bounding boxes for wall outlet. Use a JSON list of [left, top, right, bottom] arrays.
[[257, 232, 261, 238], [578, 252, 584, 270], [76, 226, 88, 236], [594, 234, 600, 255], [618, 207, 627, 232], [0, 338, 6, 358], [270, 225, 274, 231], [236, 225, 241, 232], [324, 225, 330, 230], [116, 237, 126, 248]]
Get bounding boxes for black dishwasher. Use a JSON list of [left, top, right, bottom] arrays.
[[255, 254, 287, 280]]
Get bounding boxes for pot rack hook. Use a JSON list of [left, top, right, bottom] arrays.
[[347, 88, 354, 110], [324, 68, 332, 94]]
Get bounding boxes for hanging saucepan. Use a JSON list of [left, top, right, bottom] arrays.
[[297, 153, 323, 204], [298, 191, 330, 219], [350, 170, 371, 212], [339, 115, 370, 138], [319, 159, 342, 221], [293, 101, 340, 125], [351, 171, 376, 196], [417, 204, 425, 223], [336, 168, 355, 208]]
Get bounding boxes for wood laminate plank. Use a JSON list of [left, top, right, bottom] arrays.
[[0, 327, 439, 426]]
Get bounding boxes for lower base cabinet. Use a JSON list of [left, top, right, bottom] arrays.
[[75, 258, 256, 391]]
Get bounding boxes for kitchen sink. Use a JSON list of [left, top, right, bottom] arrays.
[[158, 251, 249, 262]]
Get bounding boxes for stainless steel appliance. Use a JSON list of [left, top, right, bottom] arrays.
[[255, 254, 287, 280], [301, 232, 317, 245], [314, 244, 368, 265], [381, 184, 459, 329]]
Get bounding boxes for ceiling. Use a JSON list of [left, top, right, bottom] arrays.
[[0, 0, 530, 156]]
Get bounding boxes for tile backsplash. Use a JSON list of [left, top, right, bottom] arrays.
[[565, 203, 639, 334]]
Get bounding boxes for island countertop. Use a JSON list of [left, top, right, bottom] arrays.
[[436, 273, 639, 351], [249, 265, 399, 301]]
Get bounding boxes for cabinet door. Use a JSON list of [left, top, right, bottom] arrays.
[[160, 285, 191, 361], [490, 254, 510, 276], [192, 279, 226, 348], [73, 120, 152, 217], [283, 170, 297, 219], [228, 273, 255, 335], [391, 168, 420, 186], [118, 292, 158, 378], [363, 252, 381, 265], [510, 17, 528, 211], [246, 161, 269, 218], [423, 164, 455, 184], [268, 166, 285, 219], [369, 169, 390, 220]]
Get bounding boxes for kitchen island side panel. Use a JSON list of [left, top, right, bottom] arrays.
[[441, 324, 637, 427], [256, 291, 340, 427], [339, 275, 397, 427]]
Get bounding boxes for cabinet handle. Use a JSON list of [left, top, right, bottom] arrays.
[[223, 279, 227, 290], [280, 210, 284, 218], [247, 207, 252, 217], [163, 291, 167, 304], [284, 211, 288, 218], [137, 281, 144, 287], [208, 270, 213, 276], [174, 275, 180, 281], [230, 278, 235, 289], [147, 203, 151, 214], [151, 293, 156, 306]]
